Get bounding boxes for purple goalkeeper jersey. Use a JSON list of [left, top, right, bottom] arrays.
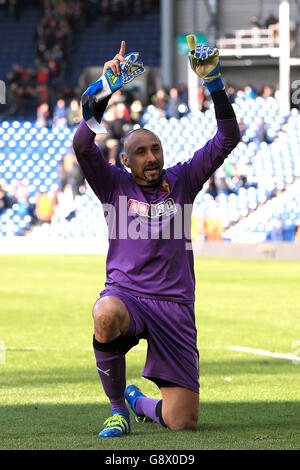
[[73, 117, 239, 303]]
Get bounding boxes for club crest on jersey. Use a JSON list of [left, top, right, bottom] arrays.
[[160, 179, 171, 193]]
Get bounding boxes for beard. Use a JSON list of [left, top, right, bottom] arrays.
[[143, 166, 161, 184]]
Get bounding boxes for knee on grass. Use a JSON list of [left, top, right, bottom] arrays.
[[163, 412, 198, 431]]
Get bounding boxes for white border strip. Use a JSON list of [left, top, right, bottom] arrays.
[[4, 345, 300, 364], [228, 345, 300, 364]]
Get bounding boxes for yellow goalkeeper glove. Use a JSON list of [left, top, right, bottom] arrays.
[[186, 34, 224, 93]]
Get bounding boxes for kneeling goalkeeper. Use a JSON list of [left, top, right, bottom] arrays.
[[73, 38, 240, 437]]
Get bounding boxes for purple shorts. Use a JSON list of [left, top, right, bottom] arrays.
[[99, 287, 199, 394]]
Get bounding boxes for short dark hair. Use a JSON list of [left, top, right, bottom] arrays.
[[123, 128, 159, 153]]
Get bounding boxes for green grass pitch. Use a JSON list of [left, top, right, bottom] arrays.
[[0, 254, 300, 450]]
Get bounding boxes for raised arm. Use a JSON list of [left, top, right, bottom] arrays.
[[73, 41, 145, 203], [80, 40, 144, 134], [73, 114, 119, 203], [182, 36, 240, 199], [184, 90, 240, 199]]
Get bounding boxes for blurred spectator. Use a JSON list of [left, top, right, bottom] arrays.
[[197, 85, 211, 112], [206, 176, 218, 199], [236, 160, 257, 189], [58, 151, 85, 196], [166, 87, 189, 119], [224, 161, 240, 193], [264, 12, 278, 29], [3, 0, 161, 117], [223, 160, 235, 180], [14, 182, 31, 216], [53, 98, 67, 129], [204, 216, 224, 241], [108, 89, 127, 107], [104, 102, 133, 167], [3, 82, 19, 115], [197, 86, 205, 109], [256, 117, 272, 144], [3, 0, 87, 116], [207, 156, 259, 200], [36, 84, 50, 104], [226, 84, 236, 104], [6, 63, 22, 85], [36, 102, 50, 128], [60, 85, 76, 103], [213, 166, 238, 196], [178, 84, 188, 105], [213, 167, 231, 195], [244, 84, 256, 99], [130, 99, 143, 124], [1, 184, 19, 208], [5, 63, 38, 114], [269, 218, 284, 242], [54, 185, 76, 220], [167, 87, 181, 119], [250, 16, 261, 29], [35, 190, 57, 224], [200, 98, 211, 112], [0, 185, 16, 214], [36, 61, 50, 84], [67, 99, 82, 126], [191, 216, 204, 243], [261, 84, 274, 99], [151, 88, 169, 118]]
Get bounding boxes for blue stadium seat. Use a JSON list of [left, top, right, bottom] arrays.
[[1, 97, 300, 242]]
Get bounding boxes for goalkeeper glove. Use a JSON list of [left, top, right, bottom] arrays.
[[81, 52, 145, 133], [186, 34, 224, 94]]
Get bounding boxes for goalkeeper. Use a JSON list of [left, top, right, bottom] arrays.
[[73, 39, 240, 437]]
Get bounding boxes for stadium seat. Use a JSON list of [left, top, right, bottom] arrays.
[[1, 94, 300, 242]]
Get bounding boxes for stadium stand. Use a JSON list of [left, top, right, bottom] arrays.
[[1, 1, 299, 246], [142, 97, 300, 242], [1, 96, 300, 243], [222, 179, 300, 243], [66, 10, 160, 88], [1, 0, 160, 118], [0, 3, 39, 75]]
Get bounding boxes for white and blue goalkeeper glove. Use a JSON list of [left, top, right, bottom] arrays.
[[186, 34, 224, 94], [81, 51, 145, 133]]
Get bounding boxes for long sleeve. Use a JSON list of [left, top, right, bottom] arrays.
[[182, 90, 240, 201], [73, 119, 121, 203]]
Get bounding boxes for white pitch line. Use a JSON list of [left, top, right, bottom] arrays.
[[4, 345, 149, 352], [228, 346, 300, 364], [4, 345, 300, 364]]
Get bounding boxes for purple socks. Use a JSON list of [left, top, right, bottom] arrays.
[[94, 347, 162, 425], [94, 348, 128, 412], [135, 396, 161, 424]]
